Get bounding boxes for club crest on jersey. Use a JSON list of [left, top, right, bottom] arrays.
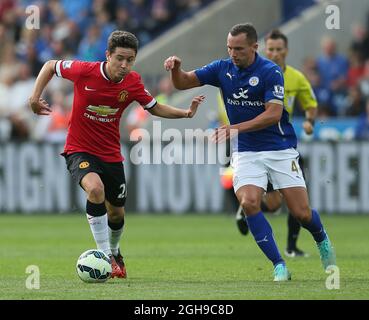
[[249, 76, 259, 86], [118, 90, 128, 103], [79, 161, 90, 169]]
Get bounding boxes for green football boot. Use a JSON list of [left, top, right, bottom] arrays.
[[273, 263, 291, 282], [317, 235, 336, 270]]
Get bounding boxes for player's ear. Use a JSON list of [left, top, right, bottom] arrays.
[[105, 50, 110, 62]]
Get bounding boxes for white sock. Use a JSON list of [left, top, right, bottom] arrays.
[[109, 226, 124, 256], [86, 213, 111, 256]]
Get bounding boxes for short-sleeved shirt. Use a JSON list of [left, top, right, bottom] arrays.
[[55, 60, 156, 162], [195, 53, 297, 152], [284, 65, 317, 117]]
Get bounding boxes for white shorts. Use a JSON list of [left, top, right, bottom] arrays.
[[231, 148, 306, 193]]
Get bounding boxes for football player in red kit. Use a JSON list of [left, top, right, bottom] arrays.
[[29, 30, 205, 279]]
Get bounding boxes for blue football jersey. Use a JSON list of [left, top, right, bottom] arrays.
[[195, 53, 297, 152]]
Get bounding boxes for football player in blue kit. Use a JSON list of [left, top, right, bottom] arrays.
[[164, 23, 336, 281]]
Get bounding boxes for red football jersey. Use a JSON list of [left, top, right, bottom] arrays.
[[55, 60, 156, 162]]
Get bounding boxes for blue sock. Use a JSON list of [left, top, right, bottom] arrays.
[[301, 209, 327, 243], [246, 212, 284, 267]]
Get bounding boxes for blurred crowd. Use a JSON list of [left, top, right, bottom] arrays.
[[1, 1, 369, 142], [299, 24, 369, 119], [0, 0, 213, 142], [295, 13, 369, 139]]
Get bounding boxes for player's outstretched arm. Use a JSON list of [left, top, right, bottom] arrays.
[[148, 95, 205, 119], [164, 56, 201, 90], [29, 60, 57, 116]]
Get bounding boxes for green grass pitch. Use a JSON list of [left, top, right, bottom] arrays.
[[0, 213, 368, 300]]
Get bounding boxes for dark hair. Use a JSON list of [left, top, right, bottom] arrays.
[[229, 23, 258, 44], [264, 29, 288, 48], [107, 30, 139, 54]]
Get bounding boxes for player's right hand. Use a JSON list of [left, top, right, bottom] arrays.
[[29, 97, 52, 116], [164, 56, 181, 71], [302, 120, 314, 135]]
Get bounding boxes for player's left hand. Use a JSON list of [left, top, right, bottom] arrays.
[[186, 95, 205, 118], [303, 120, 314, 135], [211, 125, 238, 143]]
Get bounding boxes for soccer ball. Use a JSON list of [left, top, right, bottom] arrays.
[[76, 249, 112, 283]]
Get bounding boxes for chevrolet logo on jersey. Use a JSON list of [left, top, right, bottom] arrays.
[[86, 105, 119, 117]]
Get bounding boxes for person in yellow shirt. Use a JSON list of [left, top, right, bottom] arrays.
[[234, 29, 318, 257]]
